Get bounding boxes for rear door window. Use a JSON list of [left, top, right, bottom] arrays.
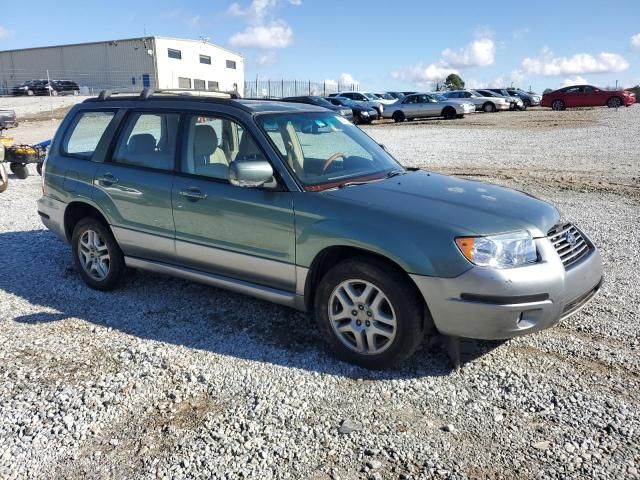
[[113, 112, 180, 171], [62, 111, 116, 159]]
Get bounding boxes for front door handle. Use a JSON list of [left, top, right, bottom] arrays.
[[179, 187, 208, 200], [97, 173, 118, 185]]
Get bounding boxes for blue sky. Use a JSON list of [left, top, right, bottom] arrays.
[[1, 0, 639, 93]]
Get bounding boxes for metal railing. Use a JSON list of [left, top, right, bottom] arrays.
[[243, 79, 359, 99]]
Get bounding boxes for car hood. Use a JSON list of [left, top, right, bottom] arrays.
[[325, 170, 559, 237]]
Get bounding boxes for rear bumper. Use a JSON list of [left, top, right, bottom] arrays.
[[410, 237, 603, 340], [624, 97, 636, 106], [37, 195, 67, 242]]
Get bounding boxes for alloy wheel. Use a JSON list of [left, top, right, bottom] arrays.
[[78, 229, 110, 281], [328, 279, 397, 355], [552, 100, 564, 111]]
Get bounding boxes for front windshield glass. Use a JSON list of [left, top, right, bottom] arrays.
[[257, 112, 401, 189], [362, 93, 378, 100], [310, 96, 334, 108], [433, 94, 447, 101], [378, 93, 395, 100]]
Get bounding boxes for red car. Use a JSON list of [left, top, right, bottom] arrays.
[[541, 85, 636, 110]]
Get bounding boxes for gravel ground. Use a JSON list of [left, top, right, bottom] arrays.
[[0, 107, 639, 479]]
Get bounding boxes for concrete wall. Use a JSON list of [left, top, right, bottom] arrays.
[[153, 38, 244, 94]]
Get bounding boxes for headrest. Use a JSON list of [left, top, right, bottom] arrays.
[[194, 125, 218, 156], [127, 133, 156, 154]]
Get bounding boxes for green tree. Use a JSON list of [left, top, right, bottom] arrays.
[[543, 88, 553, 94], [625, 85, 640, 103], [444, 73, 465, 90]]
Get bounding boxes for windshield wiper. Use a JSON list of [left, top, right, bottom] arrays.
[[337, 171, 406, 189], [385, 170, 406, 178]]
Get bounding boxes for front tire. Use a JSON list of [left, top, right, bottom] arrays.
[[10, 163, 29, 179], [551, 99, 565, 111], [392, 111, 405, 123], [607, 96, 622, 108], [71, 218, 125, 291], [442, 106, 457, 119], [314, 257, 426, 369]]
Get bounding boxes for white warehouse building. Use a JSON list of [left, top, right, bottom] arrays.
[[0, 36, 245, 95]]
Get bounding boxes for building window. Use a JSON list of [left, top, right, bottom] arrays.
[[178, 77, 191, 89], [226, 60, 237, 69], [207, 81, 219, 91], [199, 54, 211, 65], [194, 79, 206, 90], [168, 48, 182, 59]]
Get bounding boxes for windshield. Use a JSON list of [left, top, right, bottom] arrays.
[[256, 112, 401, 189], [377, 93, 395, 100], [433, 94, 448, 101], [309, 96, 335, 108], [362, 93, 379, 100]]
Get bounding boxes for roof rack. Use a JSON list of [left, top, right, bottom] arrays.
[[95, 88, 242, 101]]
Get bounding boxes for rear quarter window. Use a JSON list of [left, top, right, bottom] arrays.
[[62, 111, 115, 159]]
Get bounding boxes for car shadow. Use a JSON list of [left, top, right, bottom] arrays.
[[1, 229, 503, 379]]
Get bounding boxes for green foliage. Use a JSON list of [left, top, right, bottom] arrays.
[[625, 85, 640, 102], [543, 88, 553, 94], [445, 73, 465, 90]]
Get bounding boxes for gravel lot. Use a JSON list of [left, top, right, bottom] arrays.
[[0, 103, 639, 479]]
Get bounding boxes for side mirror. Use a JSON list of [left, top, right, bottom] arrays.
[[229, 161, 274, 188]]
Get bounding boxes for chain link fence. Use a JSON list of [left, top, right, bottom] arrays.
[[243, 79, 359, 98]]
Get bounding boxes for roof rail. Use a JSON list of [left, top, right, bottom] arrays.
[[93, 88, 243, 102]]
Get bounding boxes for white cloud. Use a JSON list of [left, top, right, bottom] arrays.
[[0, 26, 13, 40], [323, 73, 358, 88], [391, 62, 456, 87], [521, 51, 629, 76], [229, 21, 293, 49], [441, 38, 496, 67], [510, 69, 525, 84], [257, 50, 277, 65], [229, 0, 276, 20], [562, 76, 588, 87], [632, 33, 640, 49]]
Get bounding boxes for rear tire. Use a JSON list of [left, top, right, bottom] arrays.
[[607, 96, 622, 108], [442, 106, 457, 119], [314, 257, 426, 369], [71, 218, 125, 291], [482, 102, 496, 113], [551, 99, 565, 111], [10, 163, 29, 179], [392, 111, 405, 123]]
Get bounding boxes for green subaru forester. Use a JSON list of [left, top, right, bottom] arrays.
[[38, 90, 603, 368]]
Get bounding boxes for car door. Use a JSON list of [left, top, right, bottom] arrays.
[[399, 95, 418, 117], [171, 113, 296, 292], [92, 110, 178, 263], [563, 87, 582, 107]]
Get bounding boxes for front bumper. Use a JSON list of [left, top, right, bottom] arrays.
[[37, 195, 67, 242], [410, 236, 603, 340]]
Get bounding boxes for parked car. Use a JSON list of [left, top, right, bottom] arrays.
[[13, 80, 52, 96], [473, 89, 524, 110], [384, 92, 406, 100], [541, 85, 636, 110], [12, 79, 79, 96], [324, 96, 378, 124], [38, 90, 603, 368], [282, 96, 353, 121], [439, 90, 510, 112], [328, 91, 384, 118], [488, 88, 541, 108], [50, 80, 80, 96], [372, 93, 398, 105], [0, 110, 18, 129], [382, 93, 475, 121]]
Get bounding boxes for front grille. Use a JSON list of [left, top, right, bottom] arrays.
[[547, 223, 591, 267]]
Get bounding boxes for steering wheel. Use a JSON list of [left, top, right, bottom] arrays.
[[322, 152, 346, 173]]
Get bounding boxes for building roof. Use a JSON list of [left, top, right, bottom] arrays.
[[0, 36, 243, 58]]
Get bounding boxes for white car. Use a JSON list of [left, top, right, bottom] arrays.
[[382, 93, 475, 122], [329, 91, 385, 117], [373, 93, 399, 105], [438, 90, 510, 112]]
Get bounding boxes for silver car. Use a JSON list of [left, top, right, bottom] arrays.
[[439, 90, 510, 112], [473, 89, 524, 110], [330, 91, 385, 118], [382, 93, 475, 122]]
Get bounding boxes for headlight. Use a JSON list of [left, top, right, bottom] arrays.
[[455, 231, 537, 268]]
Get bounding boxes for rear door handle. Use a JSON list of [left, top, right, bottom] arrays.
[[179, 187, 208, 200], [97, 173, 118, 185]]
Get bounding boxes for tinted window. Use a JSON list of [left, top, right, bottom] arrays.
[[178, 77, 191, 89], [199, 54, 211, 65], [194, 79, 206, 90], [63, 111, 115, 159], [182, 115, 264, 181], [207, 81, 219, 91], [226, 60, 237, 69], [168, 48, 182, 59], [113, 112, 179, 171]]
